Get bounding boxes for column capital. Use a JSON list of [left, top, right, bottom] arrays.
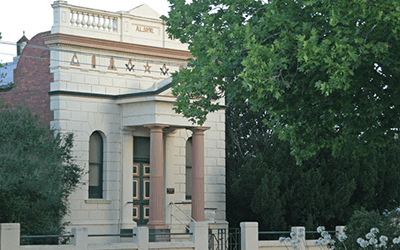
[[144, 124, 169, 130], [190, 126, 210, 134]]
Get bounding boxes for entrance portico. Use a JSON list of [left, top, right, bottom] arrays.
[[120, 123, 209, 231]]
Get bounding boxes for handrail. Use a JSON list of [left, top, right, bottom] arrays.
[[169, 201, 195, 232], [21, 234, 74, 239], [20, 232, 193, 239], [88, 233, 136, 237]]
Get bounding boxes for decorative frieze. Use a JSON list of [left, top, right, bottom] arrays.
[[70, 53, 79, 66], [143, 63, 151, 74], [125, 59, 134, 72]]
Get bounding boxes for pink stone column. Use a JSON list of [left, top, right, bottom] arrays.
[[144, 124, 169, 229], [190, 127, 210, 221]]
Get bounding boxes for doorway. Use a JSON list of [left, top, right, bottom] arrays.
[[132, 136, 150, 226]]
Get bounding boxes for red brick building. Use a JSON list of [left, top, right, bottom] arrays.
[[0, 31, 53, 126]]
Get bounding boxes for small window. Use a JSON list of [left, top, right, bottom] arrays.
[[144, 165, 150, 175], [186, 137, 193, 200], [144, 181, 150, 199], [133, 180, 138, 199], [133, 137, 150, 162], [89, 131, 103, 198]]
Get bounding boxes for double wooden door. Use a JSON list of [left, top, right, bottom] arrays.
[[132, 137, 151, 226]]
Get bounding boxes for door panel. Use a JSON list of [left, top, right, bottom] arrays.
[[132, 162, 150, 225]]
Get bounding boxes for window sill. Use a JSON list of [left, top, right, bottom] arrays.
[[85, 199, 112, 204]]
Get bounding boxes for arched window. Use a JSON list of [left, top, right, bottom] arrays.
[[89, 131, 103, 198], [186, 137, 193, 200]]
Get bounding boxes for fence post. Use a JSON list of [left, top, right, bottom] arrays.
[[190, 222, 208, 250], [336, 226, 345, 235], [0, 223, 20, 250], [71, 227, 88, 250], [134, 226, 149, 250], [291, 227, 306, 250], [240, 222, 258, 250], [336, 226, 345, 238]]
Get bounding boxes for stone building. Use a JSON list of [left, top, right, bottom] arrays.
[[1, 0, 227, 242]]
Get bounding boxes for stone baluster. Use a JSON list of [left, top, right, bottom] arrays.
[[92, 15, 98, 29], [107, 16, 112, 31], [86, 14, 93, 28], [70, 10, 76, 26], [97, 15, 102, 30], [81, 13, 86, 27], [102, 16, 107, 30], [76, 12, 81, 27]]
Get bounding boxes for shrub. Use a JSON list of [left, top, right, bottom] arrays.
[[0, 101, 83, 244], [335, 209, 400, 250]]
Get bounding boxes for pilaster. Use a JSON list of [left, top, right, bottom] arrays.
[[121, 128, 136, 229]]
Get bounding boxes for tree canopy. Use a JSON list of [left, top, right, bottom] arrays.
[[226, 96, 400, 230], [0, 101, 83, 243], [164, 0, 400, 161]]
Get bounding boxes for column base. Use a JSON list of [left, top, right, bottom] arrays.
[[147, 221, 170, 242], [147, 221, 169, 230], [149, 228, 170, 242]]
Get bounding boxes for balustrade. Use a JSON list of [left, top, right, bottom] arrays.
[[51, 0, 188, 52], [69, 10, 118, 32]]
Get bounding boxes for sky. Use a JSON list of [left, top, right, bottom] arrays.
[[0, 0, 171, 63]]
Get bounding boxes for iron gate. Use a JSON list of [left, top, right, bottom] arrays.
[[208, 228, 240, 250]]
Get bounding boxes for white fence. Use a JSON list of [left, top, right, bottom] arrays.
[[240, 222, 345, 250], [0, 222, 208, 250]]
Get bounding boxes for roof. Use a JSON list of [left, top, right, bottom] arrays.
[[128, 4, 161, 19], [0, 57, 18, 88], [17, 35, 29, 44]]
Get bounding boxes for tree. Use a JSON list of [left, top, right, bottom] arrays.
[[0, 101, 83, 243], [226, 96, 400, 230], [163, 0, 400, 161]]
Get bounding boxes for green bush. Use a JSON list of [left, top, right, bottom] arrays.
[[336, 209, 400, 250], [0, 101, 83, 244]]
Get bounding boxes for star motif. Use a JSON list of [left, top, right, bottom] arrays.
[[144, 63, 151, 73]]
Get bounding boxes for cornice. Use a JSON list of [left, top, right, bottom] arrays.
[[44, 33, 192, 61], [48, 81, 172, 100]]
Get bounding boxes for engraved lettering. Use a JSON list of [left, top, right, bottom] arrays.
[[136, 25, 154, 34]]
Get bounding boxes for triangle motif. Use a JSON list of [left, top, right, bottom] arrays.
[[70, 53, 80, 66]]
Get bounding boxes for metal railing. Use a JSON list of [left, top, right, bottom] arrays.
[[20, 231, 195, 239], [21, 234, 74, 239], [258, 230, 337, 241], [169, 201, 195, 232]]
